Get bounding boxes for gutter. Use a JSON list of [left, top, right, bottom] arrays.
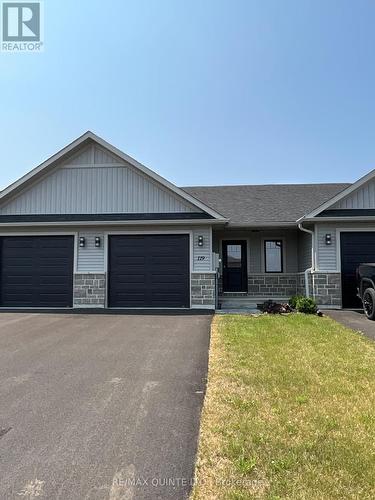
[[226, 221, 297, 229], [302, 216, 375, 222], [298, 222, 315, 298]]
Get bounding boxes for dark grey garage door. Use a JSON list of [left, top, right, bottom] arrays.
[[341, 232, 375, 308], [108, 234, 190, 308], [0, 236, 74, 307]]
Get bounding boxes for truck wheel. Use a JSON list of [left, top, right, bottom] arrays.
[[363, 288, 375, 320]]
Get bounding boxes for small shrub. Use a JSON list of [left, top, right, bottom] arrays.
[[296, 296, 317, 314], [289, 295, 304, 309]]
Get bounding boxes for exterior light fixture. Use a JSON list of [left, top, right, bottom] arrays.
[[79, 236, 86, 248], [198, 235, 204, 247], [95, 236, 101, 248], [325, 234, 332, 245]]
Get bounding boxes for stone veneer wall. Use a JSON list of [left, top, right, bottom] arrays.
[[191, 272, 216, 308], [311, 272, 342, 307], [296, 272, 311, 297], [72, 271, 341, 309], [247, 274, 297, 297], [219, 274, 299, 297], [73, 273, 106, 307], [297, 272, 341, 307], [220, 272, 342, 308]]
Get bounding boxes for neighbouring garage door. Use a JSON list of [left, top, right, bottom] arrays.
[[0, 236, 74, 308], [341, 232, 375, 308], [108, 234, 190, 308]]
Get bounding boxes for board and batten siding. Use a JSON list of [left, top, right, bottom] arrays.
[[0, 143, 199, 215], [0, 166, 198, 215], [331, 179, 375, 209]]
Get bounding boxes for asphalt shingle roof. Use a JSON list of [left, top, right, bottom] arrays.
[[182, 183, 351, 224]]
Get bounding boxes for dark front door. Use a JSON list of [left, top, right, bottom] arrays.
[[222, 240, 247, 292], [0, 236, 74, 307], [341, 232, 375, 308], [108, 234, 190, 308]]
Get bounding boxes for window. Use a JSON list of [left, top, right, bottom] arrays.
[[264, 240, 283, 273], [227, 244, 242, 268]]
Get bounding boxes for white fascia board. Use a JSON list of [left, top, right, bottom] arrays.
[[298, 169, 375, 221], [0, 131, 227, 221]]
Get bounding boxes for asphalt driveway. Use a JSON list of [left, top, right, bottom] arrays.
[[0, 313, 212, 500], [325, 309, 375, 341]]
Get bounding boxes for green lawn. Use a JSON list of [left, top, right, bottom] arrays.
[[192, 314, 375, 500]]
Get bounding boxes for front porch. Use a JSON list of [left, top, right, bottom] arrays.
[[212, 227, 342, 309], [218, 272, 306, 309]]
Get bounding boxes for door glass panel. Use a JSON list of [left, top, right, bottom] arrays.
[[227, 244, 242, 268]]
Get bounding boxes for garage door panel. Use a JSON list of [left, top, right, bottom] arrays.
[[0, 236, 74, 308], [3, 239, 34, 248], [150, 275, 186, 284], [109, 234, 189, 308], [149, 282, 187, 290], [341, 232, 375, 308], [115, 275, 146, 284]]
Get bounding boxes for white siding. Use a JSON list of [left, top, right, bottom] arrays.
[[0, 164, 198, 215], [316, 222, 375, 271], [316, 224, 337, 271], [65, 144, 122, 165], [0, 224, 212, 274], [77, 231, 105, 272], [332, 179, 375, 209], [193, 227, 212, 272], [75, 227, 212, 273], [66, 146, 93, 165], [94, 145, 122, 164]]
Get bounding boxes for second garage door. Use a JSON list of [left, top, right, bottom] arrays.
[[0, 236, 74, 308], [108, 234, 190, 308], [341, 232, 375, 308]]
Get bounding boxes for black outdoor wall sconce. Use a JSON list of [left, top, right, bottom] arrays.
[[79, 236, 86, 248], [95, 236, 101, 247], [198, 235, 204, 247], [325, 234, 332, 245]]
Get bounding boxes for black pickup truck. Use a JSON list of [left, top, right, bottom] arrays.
[[356, 264, 375, 319]]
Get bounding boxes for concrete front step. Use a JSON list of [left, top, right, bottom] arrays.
[[220, 301, 259, 309]]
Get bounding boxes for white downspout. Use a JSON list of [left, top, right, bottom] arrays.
[[298, 222, 315, 298]]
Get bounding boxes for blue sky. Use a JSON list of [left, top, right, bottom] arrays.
[[1, 0, 375, 188]]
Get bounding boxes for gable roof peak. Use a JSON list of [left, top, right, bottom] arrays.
[[298, 167, 375, 220], [0, 132, 227, 220]]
